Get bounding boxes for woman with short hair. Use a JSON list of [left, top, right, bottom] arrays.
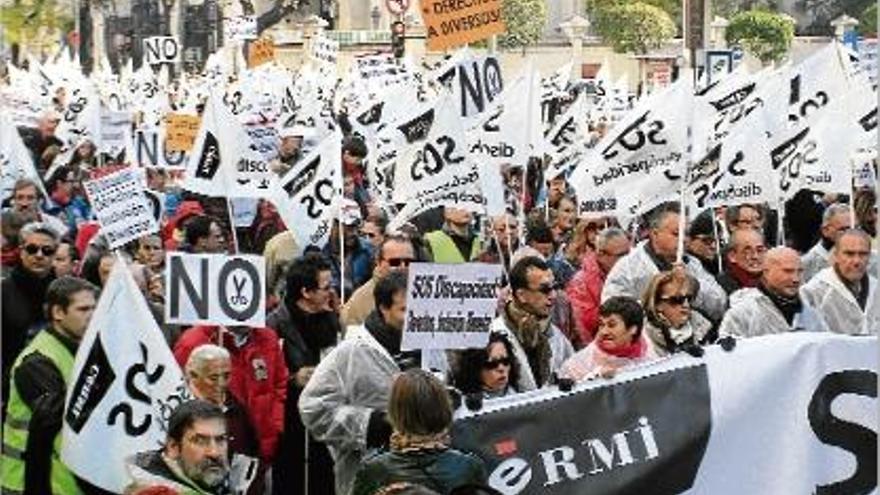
[[641, 269, 715, 356], [352, 370, 486, 495]]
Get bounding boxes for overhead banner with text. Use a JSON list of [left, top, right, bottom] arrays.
[[452, 333, 877, 495]]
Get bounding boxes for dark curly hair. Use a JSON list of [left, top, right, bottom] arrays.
[[452, 332, 520, 395]]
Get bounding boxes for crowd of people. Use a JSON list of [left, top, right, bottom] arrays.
[[1, 73, 879, 495]]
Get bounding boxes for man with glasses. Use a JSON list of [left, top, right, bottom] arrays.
[[801, 204, 878, 283], [2, 222, 59, 403], [6, 179, 69, 238], [603, 203, 728, 322], [267, 253, 341, 494], [716, 229, 767, 296], [685, 211, 721, 276], [567, 228, 631, 346], [491, 256, 574, 391], [126, 400, 235, 494], [341, 235, 415, 328]]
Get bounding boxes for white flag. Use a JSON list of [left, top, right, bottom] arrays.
[[62, 261, 191, 493], [0, 113, 47, 201], [184, 92, 277, 198]]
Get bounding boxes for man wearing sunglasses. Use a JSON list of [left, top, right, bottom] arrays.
[[341, 235, 415, 328], [491, 256, 574, 391], [2, 222, 59, 404]]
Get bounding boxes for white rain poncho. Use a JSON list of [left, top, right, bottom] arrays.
[[800, 267, 879, 336], [719, 287, 829, 338]]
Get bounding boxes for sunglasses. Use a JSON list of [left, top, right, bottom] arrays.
[[386, 257, 414, 268], [531, 283, 556, 295], [659, 294, 694, 306], [23, 244, 57, 256], [483, 357, 512, 369]]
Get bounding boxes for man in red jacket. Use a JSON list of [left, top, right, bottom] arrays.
[[173, 324, 288, 463]]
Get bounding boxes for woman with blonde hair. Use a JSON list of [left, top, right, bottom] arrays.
[[641, 268, 715, 356], [352, 369, 486, 495]]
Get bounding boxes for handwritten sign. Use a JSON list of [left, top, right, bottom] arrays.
[[248, 37, 275, 68], [420, 0, 506, 52], [164, 114, 201, 152]]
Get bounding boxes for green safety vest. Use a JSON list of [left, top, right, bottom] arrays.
[[1, 330, 83, 495], [425, 231, 481, 264]]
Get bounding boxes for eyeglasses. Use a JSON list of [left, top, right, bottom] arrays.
[[483, 357, 512, 369], [386, 257, 414, 268], [23, 244, 57, 257], [658, 294, 694, 306]]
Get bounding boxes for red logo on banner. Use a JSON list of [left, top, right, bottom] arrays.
[[494, 438, 517, 456]]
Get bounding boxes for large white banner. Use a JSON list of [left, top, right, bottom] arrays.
[[0, 113, 46, 201], [62, 262, 191, 493], [452, 333, 878, 495]]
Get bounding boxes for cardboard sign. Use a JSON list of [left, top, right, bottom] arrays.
[[248, 37, 275, 68], [420, 0, 506, 52], [224, 15, 258, 41], [83, 168, 159, 249], [165, 253, 266, 327], [402, 262, 503, 350], [310, 33, 339, 65], [165, 113, 201, 152], [143, 36, 180, 65]]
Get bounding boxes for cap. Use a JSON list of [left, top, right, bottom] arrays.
[[340, 198, 362, 226], [687, 210, 717, 238]]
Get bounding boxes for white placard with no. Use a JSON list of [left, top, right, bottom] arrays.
[[402, 263, 503, 350], [165, 253, 266, 327], [143, 36, 180, 65], [83, 168, 159, 249]]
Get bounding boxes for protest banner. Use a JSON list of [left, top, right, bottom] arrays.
[[143, 36, 180, 65], [99, 110, 133, 159], [455, 55, 504, 119], [224, 15, 258, 41], [134, 128, 189, 169], [165, 253, 266, 327], [453, 333, 878, 495], [310, 32, 339, 65], [402, 262, 503, 350], [83, 168, 159, 249], [164, 113, 201, 152], [62, 262, 191, 493], [0, 113, 47, 201], [248, 36, 275, 68], [420, 0, 506, 51]]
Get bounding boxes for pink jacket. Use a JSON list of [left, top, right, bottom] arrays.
[[559, 337, 657, 382], [566, 253, 606, 346]]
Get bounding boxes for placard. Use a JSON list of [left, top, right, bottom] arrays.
[[143, 36, 180, 65], [420, 0, 506, 51], [83, 168, 159, 249], [165, 113, 201, 152], [248, 36, 275, 68], [224, 15, 258, 41]]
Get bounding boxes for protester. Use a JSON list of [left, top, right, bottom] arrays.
[[719, 247, 828, 337], [1, 210, 35, 276], [173, 323, 288, 464], [724, 204, 764, 234], [548, 196, 576, 246], [641, 269, 715, 356], [2, 221, 60, 400], [521, 217, 555, 260], [183, 215, 226, 254], [801, 204, 851, 282], [134, 234, 166, 273], [476, 213, 519, 271], [490, 256, 574, 390], [362, 212, 389, 251], [342, 235, 415, 328], [125, 400, 234, 494], [246, 199, 286, 254], [603, 203, 728, 322], [351, 369, 486, 495], [2, 277, 99, 494], [559, 296, 656, 382], [6, 178, 68, 236], [184, 345, 263, 495], [425, 207, 481, 263], [566, 227, 631, 346], [323, 199, 374, 297], [268, 253, 340, 495], [52, 241, 78, 277], [299, 272, 414, 495], [800, 229, 879, 335], [716, 229, 766, 295], [685, 211, 721, 277], [548, 215, 597, 289], [43, 164, 91, 237], [853, 189, 877, 239], [451, 331, 521, 399], [17, 110, 63, 171]]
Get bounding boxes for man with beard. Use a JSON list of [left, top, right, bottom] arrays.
[[269, 253, 341, 494], [126, 400, 233, 494], [491, 256, 574, 390], [425, 207, 481, 263]]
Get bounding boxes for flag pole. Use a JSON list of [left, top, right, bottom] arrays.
[[226, 197, 239, 253], [677, 125, 692, 264], [712, 208, 723, 274]]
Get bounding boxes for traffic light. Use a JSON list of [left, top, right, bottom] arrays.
[[391, 21, 405, 59]]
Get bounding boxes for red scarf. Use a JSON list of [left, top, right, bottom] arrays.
[[597, 336, 647, 359], [728, 262, 760, 289]]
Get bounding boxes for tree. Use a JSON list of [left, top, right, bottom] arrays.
[[498, 0, 548, 50], [588, 0, 681, 28], [712, 0, 779, 19], [591, 1, 676, 54], [0, 0, 72, 59], [795, 0, 872, 35], [857, 3, 876, 35], [726, 10, 794, 65]]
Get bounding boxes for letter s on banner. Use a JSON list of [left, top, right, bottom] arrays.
[[808, 370, 878, 495]]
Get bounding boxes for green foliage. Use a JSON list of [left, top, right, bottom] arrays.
[[498, 0, 548, 49], [726, 10, 794, 64], [591, 1, 677, 54], [0, 0, 71, 46], [712, 0, 779, 19], [857, 3, 876, 35]]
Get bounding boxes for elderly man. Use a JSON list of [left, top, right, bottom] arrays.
[[299, 272, 414, 495], [719, 247, 827, 337], [716, 229, 766, 295], [341, 235, 415, 327], [802, 204, 852, 282], [425, 207, 481, 263], [603, 203, 728, 322], [126, 400, 234, 494], [492, 256, 575, 390], [476, 213, 520, 271], [5, 179, 68, 237], [567, 227, 631, 345], [801, 229, 879, 335]]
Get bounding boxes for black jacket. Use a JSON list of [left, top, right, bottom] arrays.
[[2, 266, 54, 403], [352, 448, 486, 495]]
